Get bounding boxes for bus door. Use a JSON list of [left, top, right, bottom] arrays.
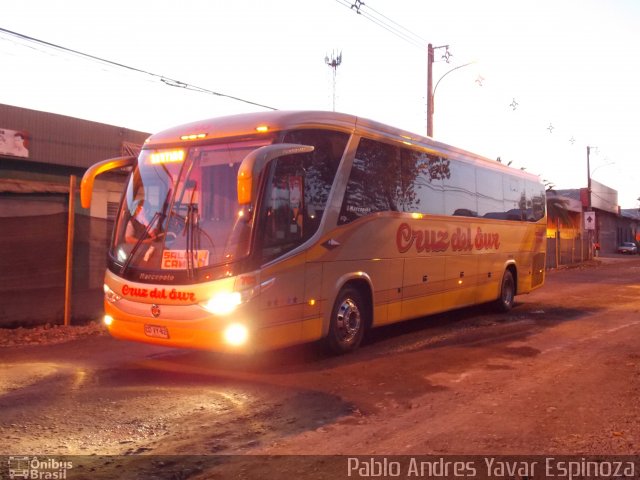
[[238, 133, 348, 349], [256, 169, 306, 349], [241, 144, 318, 350], [442, 222, 480, 309]]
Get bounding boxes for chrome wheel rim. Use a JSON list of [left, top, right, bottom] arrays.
[[336, 298, 361, 344], [503, 278, 514, 306]]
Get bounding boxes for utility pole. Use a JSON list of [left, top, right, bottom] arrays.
[[586, 146, 592, 210], [64, 175, 76, 326], [427, 43, 434, 137], [427, 43, 452, 137], [325, 51, 343, 112], [586, 145, 598, 258]]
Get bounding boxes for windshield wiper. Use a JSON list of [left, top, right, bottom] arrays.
[[185, 203, 199, 279], [120, 191, 172, 275], [185, 178, 201, 279], [120, 211, 162, 275]]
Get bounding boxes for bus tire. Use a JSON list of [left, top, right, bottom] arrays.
[[496, 269, 515, 312], [326, 287, 366, 354]]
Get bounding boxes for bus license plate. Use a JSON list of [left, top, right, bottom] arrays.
[[144, 324, 169, 339]]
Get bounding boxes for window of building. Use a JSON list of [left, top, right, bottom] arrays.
[[106, 201, 120, 221]]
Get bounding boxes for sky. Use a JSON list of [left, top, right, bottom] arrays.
[[1, 0, 639, 207]]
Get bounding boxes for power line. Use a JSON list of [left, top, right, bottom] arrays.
[[0, 27, 277, 111], [0, 34, 164, 90], [335, 3, 625, 193], [333, 0, 426, 50], [365, 4, 428, 44]]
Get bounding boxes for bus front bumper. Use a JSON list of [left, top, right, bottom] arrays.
[[103, 299, 253, 353]]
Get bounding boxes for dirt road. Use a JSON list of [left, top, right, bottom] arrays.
[[1, 256, 639, 478]]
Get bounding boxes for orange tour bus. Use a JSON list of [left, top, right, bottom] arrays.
[[81, 111, 546, 354]]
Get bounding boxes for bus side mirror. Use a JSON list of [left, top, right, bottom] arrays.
[[237, 143, 314, 207], [80, 156, 136, 209]]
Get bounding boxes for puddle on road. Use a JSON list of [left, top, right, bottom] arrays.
[[0, 358, 356, 457], [0, 362, 60, 395]]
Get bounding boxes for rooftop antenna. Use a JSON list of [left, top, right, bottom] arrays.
[[324, 50, 343, 111]]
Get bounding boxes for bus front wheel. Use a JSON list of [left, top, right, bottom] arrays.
[[326, 287, 366, 354], [496, 269, 515, 312]]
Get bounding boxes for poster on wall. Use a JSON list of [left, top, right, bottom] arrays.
[[0, 128, 29, 158]]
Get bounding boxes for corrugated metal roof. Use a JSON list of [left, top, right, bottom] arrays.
[[0, 103, 149, 169], [621, 209, 640, 220]]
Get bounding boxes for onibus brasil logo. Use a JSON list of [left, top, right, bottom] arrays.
[[7, 457, 73, 479]]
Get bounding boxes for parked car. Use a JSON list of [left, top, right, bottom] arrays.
[[617, 242, 638, 254]]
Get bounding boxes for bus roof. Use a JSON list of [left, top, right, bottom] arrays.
[[144, 110, 540, 182]]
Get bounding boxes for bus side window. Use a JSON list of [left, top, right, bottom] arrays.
[[503, 175, 525, 221], [339, 138, 401, 224], [528, 180, 546, 221], [477, 169, 505, 218], [281, 129, 347, 236], [443, 160, 477, 217], [400, 150, 446, 215]]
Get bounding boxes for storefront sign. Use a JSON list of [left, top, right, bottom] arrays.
[[0, 128, 29, 158]]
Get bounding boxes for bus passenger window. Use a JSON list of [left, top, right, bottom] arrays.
[[528, 181, 546, 221], [339, 138, 402, 224], [400, 149, 446, 216], [477, 169, 505, 218], [443, 160, 477, 217], [281, 129, 347, 234], [503, 176, 525, 221]]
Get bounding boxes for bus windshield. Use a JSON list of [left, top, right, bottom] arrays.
[[111, 139, 272, 273]]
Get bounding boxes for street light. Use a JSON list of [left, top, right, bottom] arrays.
[[585, 146, 616, 258], [433, 62, 475, 102], [590, 160, 615, 178], [427, 43, 474, 137], [586, 147, 613, 209], [586, 146, 594, 210]]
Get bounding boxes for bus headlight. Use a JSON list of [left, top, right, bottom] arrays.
[[223, 323, 249, 346], [104, 315, 114, 326], [201, 291, 242, 315]]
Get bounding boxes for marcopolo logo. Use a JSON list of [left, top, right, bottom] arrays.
[[7, 456, 73, 479]]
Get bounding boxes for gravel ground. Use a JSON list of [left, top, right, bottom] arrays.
[[0, 320, 107, 348]]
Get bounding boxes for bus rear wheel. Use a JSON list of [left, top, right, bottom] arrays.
[[496, 269, 515, 312], [326, 287, 366, 354]]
